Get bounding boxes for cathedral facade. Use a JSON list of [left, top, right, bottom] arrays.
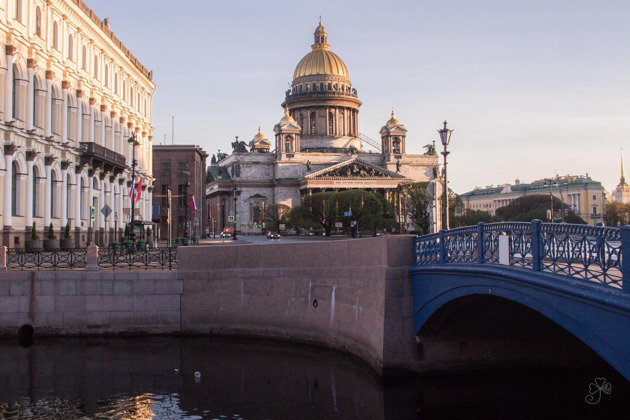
[[206, 22, 438, 234]]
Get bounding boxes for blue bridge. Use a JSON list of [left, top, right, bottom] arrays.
[[410, 220, 630, 380]]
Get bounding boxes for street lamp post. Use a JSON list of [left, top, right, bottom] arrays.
[[128, 133, 140, 241], [544, 179, 559, 222], [438, 121, 453, 230], [232, 185, 238, 240]]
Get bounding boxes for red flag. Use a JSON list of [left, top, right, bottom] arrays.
[[135, 178, 142, 203]]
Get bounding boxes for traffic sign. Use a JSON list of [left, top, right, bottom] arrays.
[[101, 204, 112, 219], [90, 206, 95, 222], [228, 215, 234, 222], [344, 211, 352, 216]]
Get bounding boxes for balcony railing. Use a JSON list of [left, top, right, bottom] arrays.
[[80, 142, 127, 168]]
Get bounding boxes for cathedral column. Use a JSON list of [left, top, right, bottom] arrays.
[[4, 46, 15, 122], [44, 71, 54, 138], [100, 105, 107, 147], [3, 152, 13, 227], [110, 111, 117, 152], [61, 81, 70, 143], [26, 59, 35, 131], [76, 90, 84, 143], [89, 97, 96, 142], [44, 160, 53, 226], [74, 172, 82, 228], [25, 155, 34, 228], [61, 164, 69, 227]]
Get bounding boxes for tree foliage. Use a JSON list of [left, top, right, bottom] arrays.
[[291, 190, 396, 236], [402, 182, 431, 234], [495, 194, 586, 223], [605, 200, 630, 226], [451, 209, 500, 227], [264, 204, 292, 231]]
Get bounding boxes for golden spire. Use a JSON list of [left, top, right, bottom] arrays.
[[621, 147, 627, 186]]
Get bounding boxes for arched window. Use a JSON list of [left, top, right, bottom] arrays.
[[51, 86, 62, 135], [130, 87, 134, 106], [137, 93, 140, 110], [32, 166, 40, 217], [33, 75, 45, 128], [328, 112, 334, 135], [122, 80, 126, 100], [310, 112, 316, 135], [52, 21, 59, 49], [80, 178, 86, 220], [51, 171, 58, 218], [300, 114, 305, 135], [285, 136, 293, 153], [114, 72, 118, 94], [11, 161, 19, 216], [15, 0, 22, 22], [68, 34, 74, 60], [66, 92, 75, 141], [66, 174, 72, 215], [81, 46, 87, 70], [93, 56, 98, 79], [144, 98, 147, 116], [104, 64, 109, 87], [35, 7, 41, 36]]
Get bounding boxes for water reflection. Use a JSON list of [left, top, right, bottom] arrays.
[[0, 336, 628, 419]]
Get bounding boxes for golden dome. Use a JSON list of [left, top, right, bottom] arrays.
[[387, 110, 400, 126], [293, 23, 350, 80], [252, 127, 267, 142], [280, 106, 296, 124]]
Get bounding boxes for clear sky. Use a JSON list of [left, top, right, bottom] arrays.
[[89, 0, 630, 194]]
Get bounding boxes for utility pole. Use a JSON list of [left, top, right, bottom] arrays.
[[154, 187, 184, 246]]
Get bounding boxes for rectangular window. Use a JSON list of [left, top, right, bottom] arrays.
[[178, 184, 187, 206], [161, 184, 170, 207], [178, 162, 189, 177], [592, 195, 596, 200], [592, 206, 597, 215], [161, 161, 171, 178]]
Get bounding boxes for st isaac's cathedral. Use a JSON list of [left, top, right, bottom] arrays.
[[206, 22, 439, 233]]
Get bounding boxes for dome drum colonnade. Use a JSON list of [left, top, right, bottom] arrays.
[[282, 22, 361, 151], [0, 0, 155, 247]]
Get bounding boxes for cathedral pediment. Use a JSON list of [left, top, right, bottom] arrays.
[[304, 158, 406, 180]]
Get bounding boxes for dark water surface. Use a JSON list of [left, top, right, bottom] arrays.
[[0, 336, 628, 419]]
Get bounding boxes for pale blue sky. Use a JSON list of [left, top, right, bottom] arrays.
[[90, 0, 630, 194]]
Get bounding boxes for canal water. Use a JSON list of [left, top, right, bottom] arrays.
[[0, 336, 628, 419]]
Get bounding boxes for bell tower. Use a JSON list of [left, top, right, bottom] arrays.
[[379, 110, 407, 162], [274, 107, 301, 159]]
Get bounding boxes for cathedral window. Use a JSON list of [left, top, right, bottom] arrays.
[[15, 0, 22, 22], [53, 22, 59, 49], [320, 82, 324, 91], [298, 85, 302, 93], [310, 112, 316, 135], [327, 83, 331, 90], [328, 112, 334, 135], [285, 136, 293, 153], [93, 56, 99, 79], [300, 114, 305, 135], [82, 46, 87, 70], [35, 7, 42, 36], [68, 35, 74, 60], [104, 65, 109, 87], [313, 83, 317, 91]]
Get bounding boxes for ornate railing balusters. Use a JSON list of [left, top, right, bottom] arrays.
[[413, 220, 627, 290]]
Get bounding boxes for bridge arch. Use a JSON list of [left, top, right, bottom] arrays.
[[410, 265, 630, 380]]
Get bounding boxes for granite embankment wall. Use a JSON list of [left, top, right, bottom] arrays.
[[0, 236, 416, 375]]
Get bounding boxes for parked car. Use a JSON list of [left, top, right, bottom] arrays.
[[220, 228, 234, 238], [267, 231, 280, 239]]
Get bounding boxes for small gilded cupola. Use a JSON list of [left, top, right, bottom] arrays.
[[380, 109, 408, 158], [313, 19, 330, 50], [250, 127, 271, 153]]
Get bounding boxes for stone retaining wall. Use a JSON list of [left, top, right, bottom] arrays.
[[0, 236, 416, 375]]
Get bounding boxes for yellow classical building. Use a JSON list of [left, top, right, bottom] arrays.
[[0, 0, 155, 247], [460, 175, 606, 225]]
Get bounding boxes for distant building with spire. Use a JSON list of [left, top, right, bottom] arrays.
[[612, 148, 630, 203]]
